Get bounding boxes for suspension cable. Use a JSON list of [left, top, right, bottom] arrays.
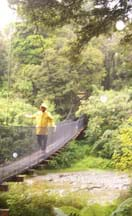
[[6, 32, 12, 125]]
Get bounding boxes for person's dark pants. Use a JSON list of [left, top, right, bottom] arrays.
[[37, 135, 48, 151]]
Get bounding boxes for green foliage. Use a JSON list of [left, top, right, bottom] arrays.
[[0, 183, 86, 215], [0, 34, 7, 82], [8, 0, 132, 53], [9, 22, 106, 116], [47, 140, 90, 169], [0, 126, 36, 163], [61, 206, 80, 216], [0, 182, 118, 216], [76, 89, 132, 160], [11, 22, 54, 65], [45, 139, 111, 171], [0, 96, 59, 163], [0, 193, 8, 208], [76, 44, 106, 92], [111, 45, 132, 89], [67, 156, 112, 171], [0, 95, 59, 126], [35, 42, 105, 116], [80, 204, 116, 216], [96, 35, 132, 90], [111, 198, 132, 216], [6, 23, 132, 118], [0, 96, 37, 125], [0, 184, 55, 216], [12, 34, 43, 64], [112, 117, 132, 170]]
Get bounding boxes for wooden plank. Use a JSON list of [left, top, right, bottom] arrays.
[[0, 184, 9, 192], [41, 160, 50, 164], [21, 169, 34, 175], [33, 164, 46, 169], [55, 150, 62, 153], [52, 152, 60, 156], [6, 175, 24, 182], [0, 209, 9, 216], [39, 160, 49, 165]]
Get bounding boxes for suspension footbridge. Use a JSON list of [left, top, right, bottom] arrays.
[[0, 116, 87, 184]]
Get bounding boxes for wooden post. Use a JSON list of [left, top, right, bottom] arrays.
[[0, 209, 9, 216]]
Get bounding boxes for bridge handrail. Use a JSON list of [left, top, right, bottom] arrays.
[[0, 116, 87, 183]]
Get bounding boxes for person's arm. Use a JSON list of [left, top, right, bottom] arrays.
[[47, 112, 56, 129], [24, 113, 36, 119]]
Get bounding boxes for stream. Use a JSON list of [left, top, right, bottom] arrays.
[[26, 169, 131, 204]]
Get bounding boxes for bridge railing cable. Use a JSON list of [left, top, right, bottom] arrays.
[[0, 116, 86, 183]]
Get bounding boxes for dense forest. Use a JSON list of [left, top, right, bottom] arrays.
[[0, 0, 132, 216]]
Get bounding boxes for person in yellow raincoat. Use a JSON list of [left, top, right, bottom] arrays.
[[25, 103, 55, 151]]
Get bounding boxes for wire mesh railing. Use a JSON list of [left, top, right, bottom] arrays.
[[0, 116, 86, 183]]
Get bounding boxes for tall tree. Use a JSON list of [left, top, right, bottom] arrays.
[[8, 0, 132, 51], [0, 33, 8, 85], [94, 34, 132, 89], [10, 24, 105, 117]]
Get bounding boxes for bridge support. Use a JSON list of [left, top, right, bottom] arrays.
[[33, 164, 46, 170], [22, 169, 34, 175], [75, 128, 85, 140], [0, 209, 9, 216], [0, 184, 9, 192], [7, 175, 24, 182]]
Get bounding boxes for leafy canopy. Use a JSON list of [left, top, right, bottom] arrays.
[[8, 0, 132, 51]]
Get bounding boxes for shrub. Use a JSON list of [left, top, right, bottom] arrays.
[[112, 117, 132, 170], [47, 140, 90, 169], [0, 184, 55, 216], [80, 204, 116, 216], [61, 206, 80, 215], [76, 89, 132, 159], [111, 198, 132, 216]]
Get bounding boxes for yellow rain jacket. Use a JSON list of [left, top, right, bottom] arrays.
[[32, 111, 55, 135]]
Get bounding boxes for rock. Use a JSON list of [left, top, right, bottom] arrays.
[[25, 170, 131, 204], [59, 174, 65, 178]]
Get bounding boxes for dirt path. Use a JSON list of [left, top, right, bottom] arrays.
[[26, 170, 131, 204]]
